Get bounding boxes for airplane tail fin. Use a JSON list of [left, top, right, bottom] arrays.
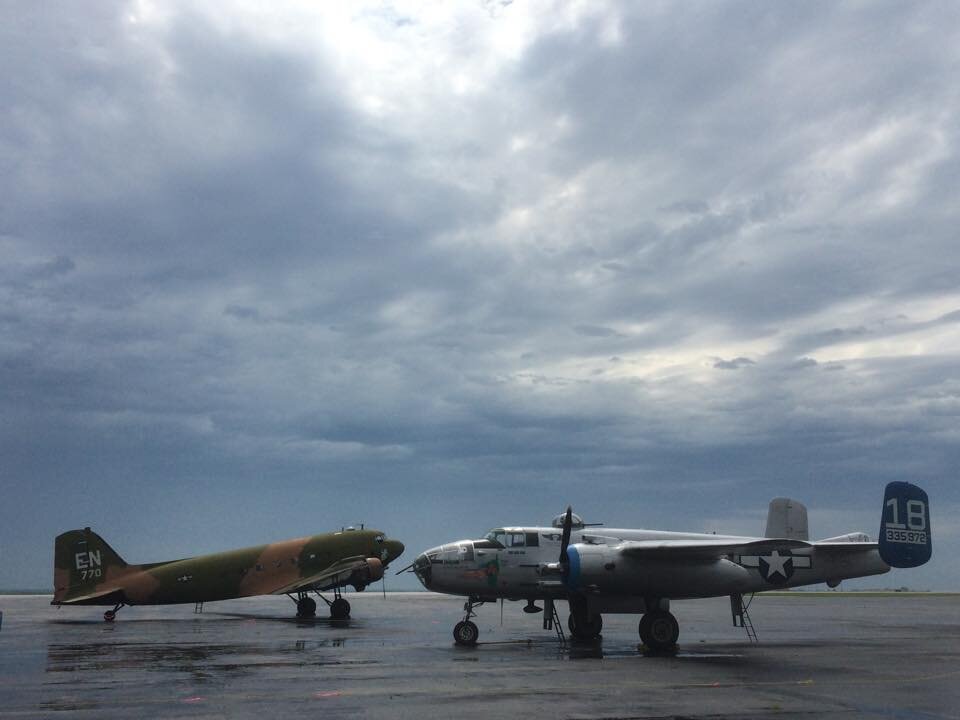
[[879, 482, 932, 568], [764, 498, 809, 540], [53, 528, 128, 603]]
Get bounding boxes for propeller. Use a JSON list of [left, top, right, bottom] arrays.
[[559, 505, 574, 581]]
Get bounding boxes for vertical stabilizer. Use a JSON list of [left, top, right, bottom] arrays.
[[53, 528, 128, 603], [765, 498, 809, 540], [879, 482, 932, 568]]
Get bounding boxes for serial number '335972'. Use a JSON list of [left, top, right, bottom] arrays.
[[885, 528, 927, 545]]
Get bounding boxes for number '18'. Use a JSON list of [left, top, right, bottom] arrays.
[[886, 498, 926, 531]]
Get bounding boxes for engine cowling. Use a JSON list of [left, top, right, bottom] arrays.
[[349, 557, 384, 591], [564, 544, 614, 591]]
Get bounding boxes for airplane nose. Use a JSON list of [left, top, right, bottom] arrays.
[[385, 539, 405, 562], [412, 552, 433, 588]]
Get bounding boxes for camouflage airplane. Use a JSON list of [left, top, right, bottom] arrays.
[[53, 526, 404, 622]]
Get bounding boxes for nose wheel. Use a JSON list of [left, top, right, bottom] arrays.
[[454, 620, 479, 645], [453, 596, 487, 646]]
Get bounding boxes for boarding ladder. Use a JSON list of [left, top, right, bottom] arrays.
[[730, 593, 758, 644], [543, 598, 566, 645]]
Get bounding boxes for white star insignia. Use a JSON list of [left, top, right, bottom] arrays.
[[764, 550, 790, 579]]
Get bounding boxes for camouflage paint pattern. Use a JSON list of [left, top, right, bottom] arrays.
[[53, 527, 404, 607]]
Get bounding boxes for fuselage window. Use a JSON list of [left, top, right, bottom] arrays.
[[507, 533, 525, 548], [525, 532, 539, 547]]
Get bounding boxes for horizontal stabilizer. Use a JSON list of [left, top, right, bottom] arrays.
[[52, 587, 126, 607]]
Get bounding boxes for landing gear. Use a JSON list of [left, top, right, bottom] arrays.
[[103, 602, 125, 622], [296, 594, 317, 618], [568, 610, 603, 641], [288, 587, 350, 620], [454, 620, 479, 645], [453, 596, 487, 646], [330, 597, 350, 621], [639, 609, 679, 651], [567, 596, 602, 641]]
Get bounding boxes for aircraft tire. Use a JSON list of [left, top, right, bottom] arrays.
[[453, 620, 479, 646], [640, 610, 678, 651], [103, 610, 116, 623], [296, 597, 317, 618], [568, 611, 602, 641], [330, 598, 351, 620], [638, 613, 652, 645]]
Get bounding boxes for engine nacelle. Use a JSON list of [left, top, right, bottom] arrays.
[[564, 544, 616, 591], [349, 557, 384, 591]]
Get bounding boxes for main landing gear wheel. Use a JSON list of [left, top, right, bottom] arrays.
[[454, 620, 479, 646], [296, 596, 317, 618], [568, 611, 603, 641], [639, 610, 679, 651], [330, 597, 351, 620]]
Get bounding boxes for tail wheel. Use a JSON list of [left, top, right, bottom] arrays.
[[640, 610, 679, 651], [330, 598, 351, 620], [453, 620, 479, 646], [103, 610, 116, 623]]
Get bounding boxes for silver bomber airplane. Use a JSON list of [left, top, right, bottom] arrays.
[[404, 482, 932, 649]]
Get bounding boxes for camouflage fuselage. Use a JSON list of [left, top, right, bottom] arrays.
[[53, 528, 403, 606]]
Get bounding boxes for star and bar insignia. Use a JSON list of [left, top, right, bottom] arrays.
[[735, 549, 811, 584]]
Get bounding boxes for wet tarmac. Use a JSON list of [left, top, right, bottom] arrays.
[[1, 592, 958, 718]]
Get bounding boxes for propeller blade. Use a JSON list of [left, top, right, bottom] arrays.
[[559, 506, 573, 566]]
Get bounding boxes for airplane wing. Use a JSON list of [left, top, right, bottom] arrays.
[[269, 555, 373, 596], [617, 538, 812, 559]]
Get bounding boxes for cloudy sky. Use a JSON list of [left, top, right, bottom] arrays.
[[2, 1, 958, 593]]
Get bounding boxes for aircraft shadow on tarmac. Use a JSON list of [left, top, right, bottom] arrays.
[[47, 611, 357, 628]]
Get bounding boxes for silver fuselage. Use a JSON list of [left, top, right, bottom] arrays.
[[413, 525, 889, 611]]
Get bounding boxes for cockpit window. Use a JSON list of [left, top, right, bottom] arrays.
[[507, 532, 525, 547], [483, 530, 507, 548], [375, 535, 384, 544]]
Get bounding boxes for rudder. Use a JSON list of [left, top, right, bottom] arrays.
[[879, 482, 932, 568]]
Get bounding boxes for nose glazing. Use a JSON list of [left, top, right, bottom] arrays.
[[413, 551, 434, 588]]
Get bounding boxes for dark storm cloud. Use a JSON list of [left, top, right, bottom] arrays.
[[1, 2, 958, 590]]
